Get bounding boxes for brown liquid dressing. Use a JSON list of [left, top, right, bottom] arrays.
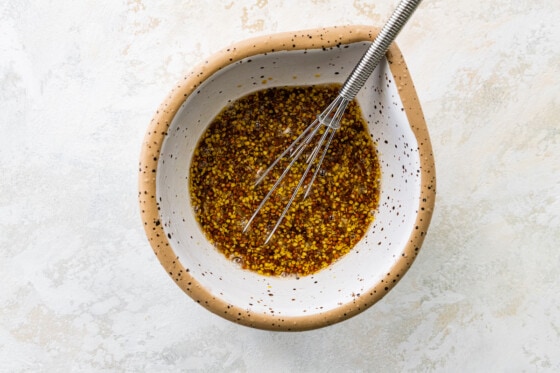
[[190, 84, 381, 276]]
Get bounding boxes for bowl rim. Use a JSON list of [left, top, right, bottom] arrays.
[[138, 25, 436, 331]]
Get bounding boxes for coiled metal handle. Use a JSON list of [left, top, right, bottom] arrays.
[[339, 0, 422, 100]]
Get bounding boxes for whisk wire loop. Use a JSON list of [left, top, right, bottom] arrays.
[[242, 119, 319, 234], [304, 96, 349, 198], [243, 95, 350, 243]]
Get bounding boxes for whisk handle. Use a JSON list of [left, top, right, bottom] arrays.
[[340, 0, 422, 100]]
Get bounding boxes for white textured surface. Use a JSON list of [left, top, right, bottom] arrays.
[[1, 0, 559, 371]]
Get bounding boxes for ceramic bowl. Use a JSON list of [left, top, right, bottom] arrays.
[[139, 25, 435, 331]]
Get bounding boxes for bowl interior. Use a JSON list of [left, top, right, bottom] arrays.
[[156, 42, 422, 318]]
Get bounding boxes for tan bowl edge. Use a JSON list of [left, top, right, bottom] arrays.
[[138, 25, 436, 331]]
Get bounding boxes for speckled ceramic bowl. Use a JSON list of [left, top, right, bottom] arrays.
[[139, 26, 435, 331]]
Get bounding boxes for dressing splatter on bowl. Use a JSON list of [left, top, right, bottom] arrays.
[[139, 25, 436, 331]]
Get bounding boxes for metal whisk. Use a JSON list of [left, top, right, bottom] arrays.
[[244, 0, 423, 243]]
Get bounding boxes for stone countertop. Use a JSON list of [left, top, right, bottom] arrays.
[[1, 0, 559, 371]]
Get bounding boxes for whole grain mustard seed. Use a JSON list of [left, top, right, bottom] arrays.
[[190, 84, 380, 277]]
